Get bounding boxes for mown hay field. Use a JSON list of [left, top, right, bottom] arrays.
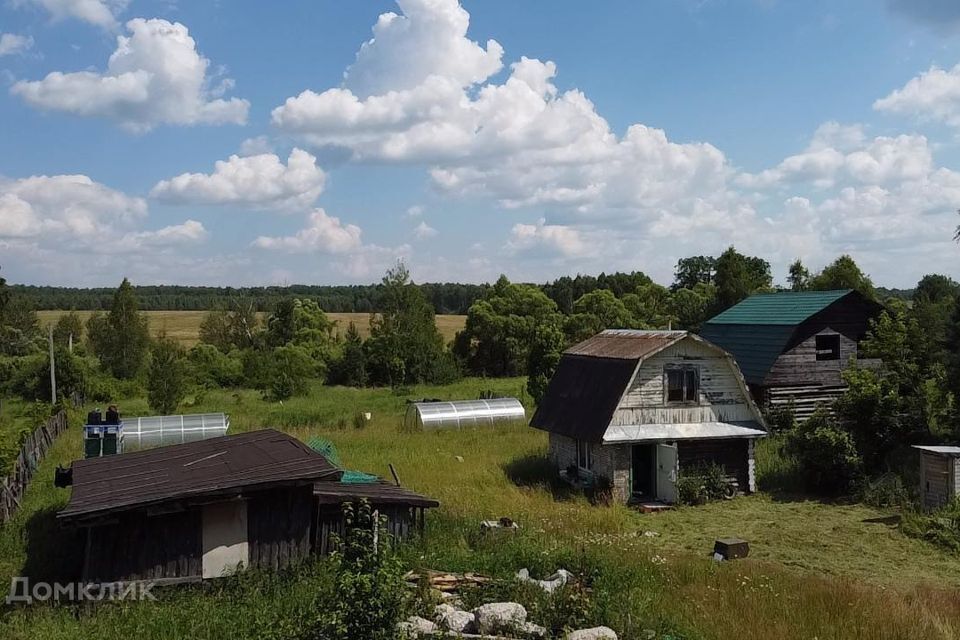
[[1, 378, 959, 639], [36, 310, 467, 346]]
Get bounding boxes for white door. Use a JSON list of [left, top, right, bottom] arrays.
[[202, 500, 249, 579], [655, 443, 679, 503]]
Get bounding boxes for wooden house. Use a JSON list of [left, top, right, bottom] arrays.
[[913, 446, 960, 511], [700, 290, 883, 420], [531, 330, 766, 505], [58, 429, 438, 584]]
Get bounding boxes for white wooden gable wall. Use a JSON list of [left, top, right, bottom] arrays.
[[611, 337, 758, 427]]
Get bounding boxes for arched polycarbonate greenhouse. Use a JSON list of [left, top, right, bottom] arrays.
[[123, 413, 230, 451], [404, 398, 526, 431]]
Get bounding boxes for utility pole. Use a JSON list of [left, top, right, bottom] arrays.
[[48, 323, 56, 404]]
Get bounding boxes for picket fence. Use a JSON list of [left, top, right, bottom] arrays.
[[0, 411, 68, 525]]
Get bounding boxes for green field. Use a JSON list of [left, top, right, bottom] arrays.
[[36, 310, 468, 347], [0, 378, 958, 639]]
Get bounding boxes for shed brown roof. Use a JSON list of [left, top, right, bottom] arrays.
[[313, 481, 439, 508], [60, 429, 341, 521], [564, 330, 687, 360]]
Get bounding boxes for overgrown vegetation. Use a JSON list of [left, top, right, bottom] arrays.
[[676, 463, 734, 505]]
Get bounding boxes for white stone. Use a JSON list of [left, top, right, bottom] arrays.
[[565, 627, 619, 640], [437, 609, 477, 634], [472, 602, 527, 635], [521, 621, 548, 637], [402, 615, 437, 636], [517, 567, 574, 593]]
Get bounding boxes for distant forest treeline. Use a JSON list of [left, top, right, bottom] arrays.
[[11, 283, 490, 314], [12, 275, 915, 315]]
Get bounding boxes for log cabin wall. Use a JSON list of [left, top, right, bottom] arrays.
[[82, 509, 202, 583], [613, 339, 757, 426], [763, 329, 856, 387], [677, 438, 752, 493], [764, 295, 879, 388], [247, 486, 314, 571]]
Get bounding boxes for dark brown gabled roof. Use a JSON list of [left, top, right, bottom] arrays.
[[530, 354, 639, 443], [60, 429, 341, 522], [313, 481, 439, 509], [564, 330, 687, 359]]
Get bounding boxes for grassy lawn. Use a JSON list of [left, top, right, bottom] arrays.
[[36, 310, 467, 347], [1, 378, 958, 639]]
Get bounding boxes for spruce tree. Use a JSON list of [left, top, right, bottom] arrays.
[[92, 278, 150, 379], [147, 335, 188, 415]]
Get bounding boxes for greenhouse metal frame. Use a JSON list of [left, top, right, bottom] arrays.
[[405, 398, 526, 431]]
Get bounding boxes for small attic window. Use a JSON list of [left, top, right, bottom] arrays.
[[815, 334, 840, 361], [666, 367, 699, 403]]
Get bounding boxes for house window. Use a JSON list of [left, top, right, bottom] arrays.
[[666, 367, 699, 403], [576, 439, 592, 471], [815, 334, 841, 361]]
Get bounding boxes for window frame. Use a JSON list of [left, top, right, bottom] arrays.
[[664, 365, 700, 405], [576, 439, 593, 472], [815, 334, 841, 361]]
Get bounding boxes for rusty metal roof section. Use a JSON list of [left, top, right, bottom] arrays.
[[60, 429, 341, 522], [564, 330, 688, 360], [313, 481, 439, 508]]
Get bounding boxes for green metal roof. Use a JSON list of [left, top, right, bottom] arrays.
[[700, 324, 796, 386], [705, 290, 852, 326]]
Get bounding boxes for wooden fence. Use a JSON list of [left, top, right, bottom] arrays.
[[0, 410, 69, 525]]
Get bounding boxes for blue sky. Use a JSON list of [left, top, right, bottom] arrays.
[[2, 0, 960, 288]]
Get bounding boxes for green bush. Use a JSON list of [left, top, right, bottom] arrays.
[[676, 463, 732, 505], [147, 336, 189, 415], [309, 500, 407, 640], [764, 401, 796, 433], [785, 409, 863, 495], [858, 473, 914, 509], [188, 344, 244, 387]]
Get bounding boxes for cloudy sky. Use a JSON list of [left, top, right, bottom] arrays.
[[2, 0, 960, 288]]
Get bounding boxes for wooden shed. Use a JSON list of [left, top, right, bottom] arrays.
[[314, 482, 439, 554], [700, 289, 883, 420], [913, 445, 960, 511], [59, 429, 438, 584]]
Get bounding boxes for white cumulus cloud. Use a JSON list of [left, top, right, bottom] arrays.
[[150, 148, 326, 210], [12, 19, 249, 131], [0, 33, 34, 57], [342, 0, 503, 98], [413, 220, 437, 239], [874, 63, 960, 127], [253, 208, 363, 253], [13, 0, 127, 30], [0, 173, 206, 256], [507, 218, 586, 257]]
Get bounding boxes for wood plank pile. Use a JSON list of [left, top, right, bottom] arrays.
[[404, 569, 493, 593]]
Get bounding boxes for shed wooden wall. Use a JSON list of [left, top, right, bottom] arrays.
[[613, 338, 757, 426], [764, 328, 856, 387], [315, 504, 419, 555], [247, 486, 314, 571], [82, 510, 202, 583], [920, 453, 959, 511], [677, 439, 753, 493]]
